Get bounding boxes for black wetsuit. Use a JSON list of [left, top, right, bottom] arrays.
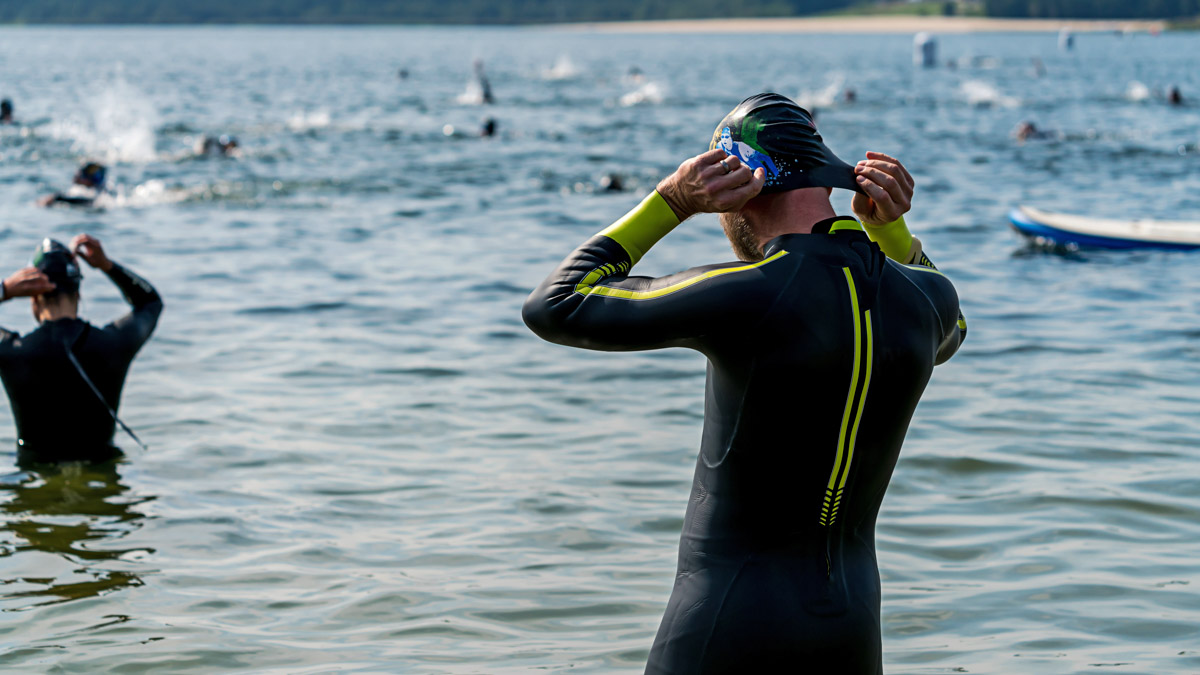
[[48, 193, 99, 207], [523, 193, 965, 674], [0, 263, 162, 465]]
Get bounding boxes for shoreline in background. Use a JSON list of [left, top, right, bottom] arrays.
[[552, 16, 1169, 34]]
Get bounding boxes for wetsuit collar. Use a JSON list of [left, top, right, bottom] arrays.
[[811, 216, 863, 235], [761, 216, 864, 257]]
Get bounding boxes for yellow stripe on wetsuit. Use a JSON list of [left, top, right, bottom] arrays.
[[576, 190, 791, 300], [574, 250, 789, 300], [820, 267, 874, 528]]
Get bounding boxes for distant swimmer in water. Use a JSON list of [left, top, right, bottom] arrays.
[[843, 88, 857, 103], [524, 93, 966, 674], [1014, 121, 1055, 142], [37, 162, 111, 208], [474, 59, 495, 105], [1168, 86, 1183, 106], [481, 117, 497, 137], [0, 236, 162, 466], [194, 134, 241, 157], [0, 99, 13, 124], [599, 173, 623, 192]]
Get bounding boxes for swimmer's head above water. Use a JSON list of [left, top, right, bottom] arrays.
[[33, 237, 82, 292], [196, 135, 240, 157], [13, 235, 116, 324], [73, 162, 107, 190]]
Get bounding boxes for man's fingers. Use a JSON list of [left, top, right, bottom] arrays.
[[699, 147, 728, 163], [856, 166, 909, 209], [855, 176, 896, 214], [708, 152, 742, 177], [711, 163, 753, 191], [723, 167, 766, 208], [864, 151, 914, 188], [858, 159, 912, 191]]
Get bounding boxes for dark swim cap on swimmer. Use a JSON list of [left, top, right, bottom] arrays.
[[74, 162, 107, 189], [32, 238, 82, 295], [710, 93, 862, 195]]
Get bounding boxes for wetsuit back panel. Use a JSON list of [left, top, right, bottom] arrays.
[[524, 206, 963, 675], [0, 263, 162, 465]]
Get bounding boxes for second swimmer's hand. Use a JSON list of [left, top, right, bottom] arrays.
[[2, 267, 56, 301], [656, 148, 767, 221], [852, 151, 914, 226], [71, 234, 114, 272]]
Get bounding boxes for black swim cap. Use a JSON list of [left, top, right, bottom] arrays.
[[710, 93, 862, 195], [74, 162, 107, 189], [31, 239, 82, 295]]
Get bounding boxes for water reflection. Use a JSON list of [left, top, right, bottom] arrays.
[[0, 461, 154, 610]]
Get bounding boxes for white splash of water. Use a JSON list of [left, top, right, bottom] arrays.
[[287, 110, 332, 132], [456, 78, 487, 105], [543, 55, 580, 81], [43, 73, 160, 163], [1125, 80, 1151, 102], [619, 81, 665, 107], [795, 74, 845, 111], [120, 179, 191, 207], [960, 80, 1019, 107]]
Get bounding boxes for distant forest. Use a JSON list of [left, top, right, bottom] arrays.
[[0, 0, 1196, 24], [983, 0, 1200, 18], [0, 0, 855, 24]]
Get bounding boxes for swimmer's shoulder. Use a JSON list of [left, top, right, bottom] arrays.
[[885, 257, 960, 317]]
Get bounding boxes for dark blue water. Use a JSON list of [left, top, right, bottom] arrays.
[[0, 26, 1198, 673]]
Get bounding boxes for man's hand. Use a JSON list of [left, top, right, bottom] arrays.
[[656, 149, 766, 221], [71, 234, 114, 272], [2, 268, 56, 301], [852, 151, 914, 226]]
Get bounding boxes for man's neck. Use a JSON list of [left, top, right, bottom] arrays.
[[746, 190, 839, 250], [37, 305, 78, 322]]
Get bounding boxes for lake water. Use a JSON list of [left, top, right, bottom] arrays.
[[0, 26, 1198, 674]]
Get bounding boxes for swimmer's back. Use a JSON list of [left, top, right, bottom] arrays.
[[646, 228, 958, 674]]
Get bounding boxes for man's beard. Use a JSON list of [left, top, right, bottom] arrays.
[[720, 212, 763, 262]]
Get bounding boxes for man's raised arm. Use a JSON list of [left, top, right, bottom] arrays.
[[522, 150, 767, 352], [852, 152, 967, 364], [71, 235, 163, 349]]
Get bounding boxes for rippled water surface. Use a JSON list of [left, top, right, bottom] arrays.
[[1, 26, 1199, 673]]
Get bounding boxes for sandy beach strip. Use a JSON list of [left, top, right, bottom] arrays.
[[553, 16, 1167, 34]]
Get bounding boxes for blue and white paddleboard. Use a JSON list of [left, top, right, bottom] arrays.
[[1009, 206, 1200, 250]]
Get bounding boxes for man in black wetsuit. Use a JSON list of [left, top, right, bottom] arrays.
[[37, 162, 110, 208], [523, 94, 966, 674], [0, 236, 163, 466]]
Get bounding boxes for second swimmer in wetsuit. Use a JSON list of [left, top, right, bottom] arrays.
[[524, 94, 966, 674], [0, 236, 163, 466], [38, 162, 111, 208]]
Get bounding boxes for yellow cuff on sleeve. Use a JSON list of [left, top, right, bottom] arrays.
[[863, 215, 918, 264], [598, 190, 681, 266]]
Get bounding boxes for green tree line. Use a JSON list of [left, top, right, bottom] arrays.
[[0, 0, 857, 24], [983, 0, 1200, 18], [0, 0, 1195, 24]]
